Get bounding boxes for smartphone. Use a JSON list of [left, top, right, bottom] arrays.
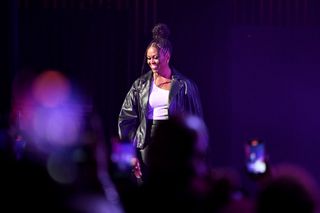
[[245, 139, 268, 176], [110, 137, 135, 176]]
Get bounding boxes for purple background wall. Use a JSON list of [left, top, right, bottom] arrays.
[[229, 26, 320, 179]]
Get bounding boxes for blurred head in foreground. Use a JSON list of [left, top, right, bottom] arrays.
[[256, 163, 320, 213], [146, 113, 209, 186]]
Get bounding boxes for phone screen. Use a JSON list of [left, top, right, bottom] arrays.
[[245, 139, 267, 175], [110, 138, 135, 174]]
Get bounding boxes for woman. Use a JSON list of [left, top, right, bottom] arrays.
[[118, 23, 203, 180]]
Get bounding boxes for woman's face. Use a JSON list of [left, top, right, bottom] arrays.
[[146, 46, 169, 74]]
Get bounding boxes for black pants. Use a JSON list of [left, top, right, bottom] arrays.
[[138, 119, 166, 181]]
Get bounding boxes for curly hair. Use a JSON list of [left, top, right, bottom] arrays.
[[149, 23, 172, 54], [140, 23, 173, 74]]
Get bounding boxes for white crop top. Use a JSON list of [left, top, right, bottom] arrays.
[[147, 81, 170, 120]]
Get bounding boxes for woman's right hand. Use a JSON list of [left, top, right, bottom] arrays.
[[132, 157, 142, 179]]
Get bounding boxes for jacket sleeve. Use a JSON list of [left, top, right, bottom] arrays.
[[185, 79, 203, 118], [118, 83, 139, 141]]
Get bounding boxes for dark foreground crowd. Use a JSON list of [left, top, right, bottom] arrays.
[[1, 113, 319, 213]]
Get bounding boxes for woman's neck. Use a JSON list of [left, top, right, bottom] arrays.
[[155, 67, 171, 79]]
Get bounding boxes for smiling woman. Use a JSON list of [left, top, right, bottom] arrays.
[[118, 23, 203, 182]]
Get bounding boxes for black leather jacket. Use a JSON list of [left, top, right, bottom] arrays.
[[118, 69, 203, 149]]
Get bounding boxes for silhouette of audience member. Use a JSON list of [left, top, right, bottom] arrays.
[[2, 68, 125, 212], [1, 112, 125, 213], [207, 167, 254, 213], [1, 150, 69, 212], [59, 113, 125, 213], [255, 163, 320, 213], [134, 113, 211, 213]]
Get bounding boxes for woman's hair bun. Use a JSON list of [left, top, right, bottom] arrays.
[[152, 23, 170, 40]]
